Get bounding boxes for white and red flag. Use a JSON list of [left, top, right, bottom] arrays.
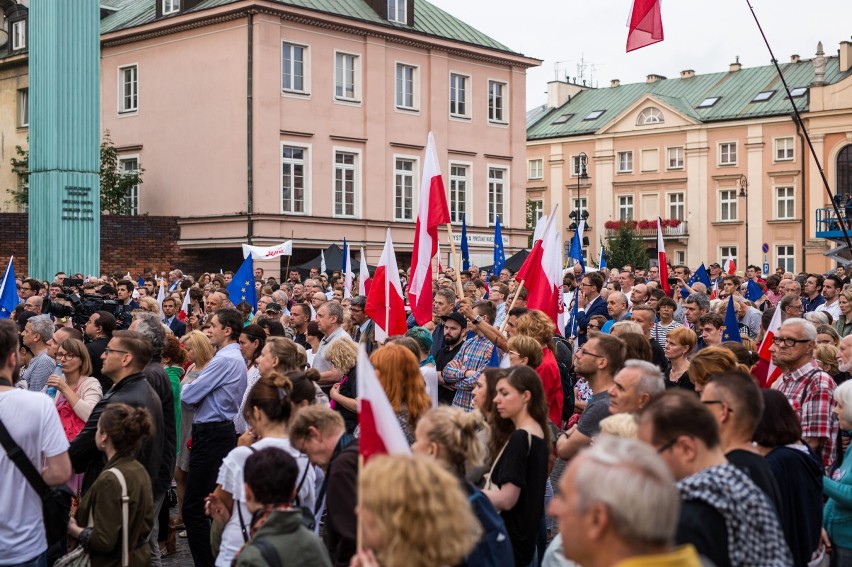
[[758, 305, 784, 388], [359, 247, 372, 297], [626, 0, 664, 52], [724, 258, 737, 275], [177, 287, 191, 322], [357, 344, 411, 463], [657, 217, 671, 296], [156, 279, 167, 322], [408, 132, 450, 325], [516, 210, 562, 329], [365, 229, 407, 342]]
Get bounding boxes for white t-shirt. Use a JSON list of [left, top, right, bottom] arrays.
[[0, 388, 69, 563], [214, 437, 316, 567], [420, 365, 439, 408]]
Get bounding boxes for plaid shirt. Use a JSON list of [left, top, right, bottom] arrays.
[[442, 335, 495, 412], [776, 359, 838, 468]]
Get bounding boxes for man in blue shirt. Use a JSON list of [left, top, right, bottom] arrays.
[[180, 308, 247, 567]]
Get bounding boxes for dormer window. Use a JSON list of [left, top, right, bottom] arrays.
[[637, 107, 664, 125], [388, 0, 406, 24], [162, 0, 180, 15], [11, 20, 26, 51], [788, 87, 807, 98], [752, 90, 775, 102], [697, 96, 720, 108]]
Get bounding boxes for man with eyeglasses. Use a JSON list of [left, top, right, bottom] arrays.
[[778, 294, 804, 321], [348, 295, 377, 355], [572, 272, 608, 347], [647, 265, 660, 282], [802, 274, 826, 313], [18, 278, 41, 304], [637, 390, 791, 567], [770, 318, 838, 469]]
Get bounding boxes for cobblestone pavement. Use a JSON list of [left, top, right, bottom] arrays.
[[162, 509, 193, 566]]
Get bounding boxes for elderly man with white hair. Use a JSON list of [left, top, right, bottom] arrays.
[[608, 360, 665, 415]]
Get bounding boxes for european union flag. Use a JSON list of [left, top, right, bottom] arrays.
[[226, 255, 257, 309], [0, 257, 17, 319], [493, 216, 505, 276], [681, 263, 712, 299], [745, 280, 764, 303], [569, 224, 585, 273], [566, 293, 579, 338], [722, 297, 742, 343], [599, 247, 607, 271], [137, 275, 145, 288], [461, 213, 470, 271], [486, 343, 501, 368]]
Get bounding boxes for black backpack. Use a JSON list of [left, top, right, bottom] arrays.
[[464, 487, 514, 567], [552, 335, 576, 425]]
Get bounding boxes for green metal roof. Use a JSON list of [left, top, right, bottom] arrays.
[[101, 0, 518, 55], [528, 57, 851, 140]]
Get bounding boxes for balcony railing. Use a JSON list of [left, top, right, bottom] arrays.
[[603, 219, 688, 239]]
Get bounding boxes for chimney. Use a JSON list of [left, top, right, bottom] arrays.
[[646, 74, 666, 83], [841, 40, 852, 73], [546, 79, 587, 108], [729, 56, 742, 72], [610, 79, 620, 88], [680, 69, 695, 79], [790, 54, 800, 64]]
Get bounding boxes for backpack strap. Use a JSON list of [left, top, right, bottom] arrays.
[[293, 461, 310, 506], [106, 468, 130, 567], [237, 447, 257, 542], [0, 416, 50, 499], [252, 537, 283, 567]]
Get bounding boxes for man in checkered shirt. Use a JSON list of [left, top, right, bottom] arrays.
[[770, 318, 838, 469]]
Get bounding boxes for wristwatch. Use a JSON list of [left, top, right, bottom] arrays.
[[473, 315, 483, 325]]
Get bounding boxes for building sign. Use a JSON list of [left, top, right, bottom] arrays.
[[61, 186, 95, 222], [451, 233, 509, 246]]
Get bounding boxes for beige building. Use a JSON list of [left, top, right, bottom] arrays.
[[526, 39, 852, 274], [0, 1, 29, 212]]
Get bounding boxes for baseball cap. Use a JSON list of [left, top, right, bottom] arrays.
[[709, 263, 721, 268], [440, 312, 468, 327], [265, 302, 283, 314]]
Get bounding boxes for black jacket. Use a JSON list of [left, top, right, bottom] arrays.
[[167, 318, 186, 338], [143, 358, 177, 495], [572, 295, 609, 346], [86, 336, 111, 394], [69, 372, 165, 496]]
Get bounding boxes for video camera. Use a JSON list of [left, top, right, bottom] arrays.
[[45, 291, 128, 329]]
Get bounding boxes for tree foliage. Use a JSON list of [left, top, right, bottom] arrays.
[[6, 130, 144, 214], [603, 225, 650, 270]]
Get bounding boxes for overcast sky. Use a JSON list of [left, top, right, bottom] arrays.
[[428, 0, 852, 109]]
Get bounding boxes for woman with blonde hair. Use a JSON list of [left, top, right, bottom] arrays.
[[506, 335, 543, 369], [835, 289, 852, 338], [257, 336, 328, 410], [815, 344, 841, 378], [138, 296, 161, 316], [326, 338, 360, 433], [598, 413, 638, 439], [688, 346, 746, 393], [369, 344, 432, 445], [353, 455, 481, 567]]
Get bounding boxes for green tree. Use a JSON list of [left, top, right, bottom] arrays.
[[6, 130, 144, 214], [603, 224, 649, 270]]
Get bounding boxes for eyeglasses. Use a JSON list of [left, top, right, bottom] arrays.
[[103, 347, 129, 356], [587, 324, 601, 330], [656, 436, 680, 454], [785, 304, 804, 311], [772, 336, 811, 347], [701, 400, 732, 412], [577, 347, 604, 358], [507, 351, 520, 357], [56, 352, 77, 361]]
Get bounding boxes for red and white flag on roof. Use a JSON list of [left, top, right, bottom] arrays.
[[408, 132, 451, 326], [758, 305, 784, 388], [365, 229, 407, 342], [626, 0, 664, 52], [359, 247, 372, 297], [357, 344, 411, 463], [657, 218, 671, 296]]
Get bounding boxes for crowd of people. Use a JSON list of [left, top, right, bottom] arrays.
[[1, 259, 852, 567]]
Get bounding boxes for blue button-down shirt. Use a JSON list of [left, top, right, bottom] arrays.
[[181, 342, 247, 423]]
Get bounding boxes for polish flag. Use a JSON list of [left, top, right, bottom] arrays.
[[516, 210, 561, 328], [365, 229, 407, 342], [177, 287, 191, 322], [357, 344, 411, 462], [408, 132, 451, 325], [724, 258, 737, 275], [342, 238, 354, 299], [626, 0, 664, 52], [758, 305, 784, 387], [359, 247, 372, 297], [436, 240, 444, 274], [156, 279, 167, 322], [657, 218, 671, 296]]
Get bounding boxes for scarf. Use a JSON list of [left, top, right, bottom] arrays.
[[420, 355, 435, 367]]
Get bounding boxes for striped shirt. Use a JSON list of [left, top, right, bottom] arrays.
[[442, 335, 495, 412]]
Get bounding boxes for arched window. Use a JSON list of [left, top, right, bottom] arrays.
[[637, 107, 664, 125], [838, 145, 852, 196]]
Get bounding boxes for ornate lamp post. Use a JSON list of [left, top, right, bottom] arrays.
[[739, 174, 749, 269]]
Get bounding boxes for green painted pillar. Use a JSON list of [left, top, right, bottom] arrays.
[[28, 0, 100, 280]]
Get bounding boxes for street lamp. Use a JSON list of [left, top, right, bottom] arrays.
[[739, 174, 749, 270], [569, 153, 591, 239]]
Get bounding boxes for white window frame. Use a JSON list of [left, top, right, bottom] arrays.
[[528, 159, 543, 180], [392, 154, 419, 222], [449, 72, 471, 119], [281, 42, 309, 95], [776, 245, 795, 274], [387, 0, 407, 23], [528, 200, 544, 229], [775, 137, 794, 162], [775, 186, 795, 220], [718, 142, 737, 166], [637, 107, 664, 125], [617, 151, 633, 173], [487, 165, 509, 226], [667, 192, 685, 220], [119, 156, 140, 216], [11, 20, 25, 51], [572, 197, 588, 219], [332, 147, 361, 218], [162, 0, 180, 15], [17, 89, 28, 128], [280, 142, 311, 215], [334, 51, 361, 103], [666, 146, 684, 170], [117, 64, 139, 115], [488, 79, 508, 124], [675, 250, 686, 265], [720, 246, 738, 269], [719, 189, 738, 221], [617, 195, 634, 221], [395, 62, 418, 111], [571, 155, 590, 177], [448, 161, 472, 225]]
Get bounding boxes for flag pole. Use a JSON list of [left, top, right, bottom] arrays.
[[284, 229, 294, 276], [446, 224, 465, 299], [499, 280, 525, 334], [357, 454, 364, 551]]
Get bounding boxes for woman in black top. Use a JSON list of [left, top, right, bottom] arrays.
[[483, 365, 551, 566]]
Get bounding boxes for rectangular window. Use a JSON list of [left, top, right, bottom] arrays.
[[388, 0, 407, 23], [776, 186, 795, 220], [488, 80, 507, 123], [335, 52, 358, 101], [720, 189, 737, 221], [281, 146, 307, 214], [721, 246, 738, 269], [11, 21, 25, 50], [334, 151, 357, 217], [395, 63, 417, 110], [775, 137, 794, 161], [675, 251, 686, 265], [667, 146, 684, 169], [528, 200, 544, 229], [572, 198, 588, 220], [617, 151, 633, 173], [118, 65, 138, 113], [162, 0, 180, 15], [282, 43, 306, 93], [572, 155, 589, 177], [120, 158, 139, 216], [776, 245, 795, 273], [528, 159, 543, 180], [449, 164, 468, 224], [17, 89, 27, 128], [668, 192, 685, 220], [394, 158, 416, 221], [719, 142, 737, 165], [618, 195, 634, 221], [488, 167, 506, 225], [450, 73, 469, 118]]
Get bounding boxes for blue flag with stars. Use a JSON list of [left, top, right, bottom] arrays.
[[681, 263, 712, 299], [227, 255, 257, 309], [461, 213, 471, 271], [493, 216, 505, 276], [745, 279, 764, 302], [598, 247, 607, 271], [569, 223, 585, 273], [722, 297, 742, 343], [0, 257, 17, 319]]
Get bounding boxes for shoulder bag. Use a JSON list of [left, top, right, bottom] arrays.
[[482, 430, 532, 492]]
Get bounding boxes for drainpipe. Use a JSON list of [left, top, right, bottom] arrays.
[[246, 11, 254, 244], [794, 114, 806, 272]]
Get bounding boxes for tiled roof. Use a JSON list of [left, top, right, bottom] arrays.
[[101, 0, 518, 55], [527, 57, 851, 140]]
